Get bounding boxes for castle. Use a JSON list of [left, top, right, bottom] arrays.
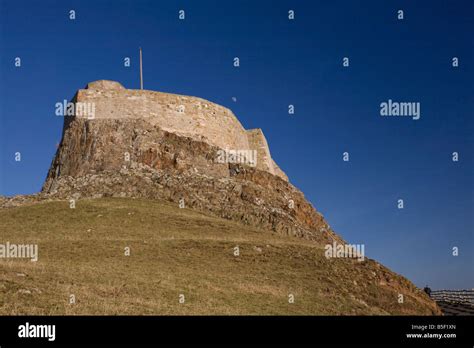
[[64, 80, 287, 181]]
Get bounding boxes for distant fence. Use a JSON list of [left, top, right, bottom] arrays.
[[430, 290, 474, 304]]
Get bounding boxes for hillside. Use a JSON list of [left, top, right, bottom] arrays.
[[0, 197, 440, 315]]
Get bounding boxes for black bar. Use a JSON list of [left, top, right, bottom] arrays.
[[0, 316, 473, 346]]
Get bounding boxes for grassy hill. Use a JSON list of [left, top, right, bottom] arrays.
[[0, 198, 439, 315]]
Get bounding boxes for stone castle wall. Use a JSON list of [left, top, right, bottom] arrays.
[[77, 80, 286, 180], [246, 128, 275, 175]]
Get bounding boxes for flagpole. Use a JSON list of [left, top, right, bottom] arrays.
[[139, 47, 143, 90]]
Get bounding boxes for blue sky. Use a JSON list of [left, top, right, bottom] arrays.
[[0, 0, 472, 289]]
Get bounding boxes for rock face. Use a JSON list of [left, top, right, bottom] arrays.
[[41, 81, 338, 243]]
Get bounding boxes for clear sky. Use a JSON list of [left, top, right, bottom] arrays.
[[0, 0, 472, 289]]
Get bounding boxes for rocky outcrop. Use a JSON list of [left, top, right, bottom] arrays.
[[36, 80, 345, 243], [41, 115, 340, 244]]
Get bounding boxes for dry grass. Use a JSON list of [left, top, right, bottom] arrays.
[[0, 198, 437, 315]]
